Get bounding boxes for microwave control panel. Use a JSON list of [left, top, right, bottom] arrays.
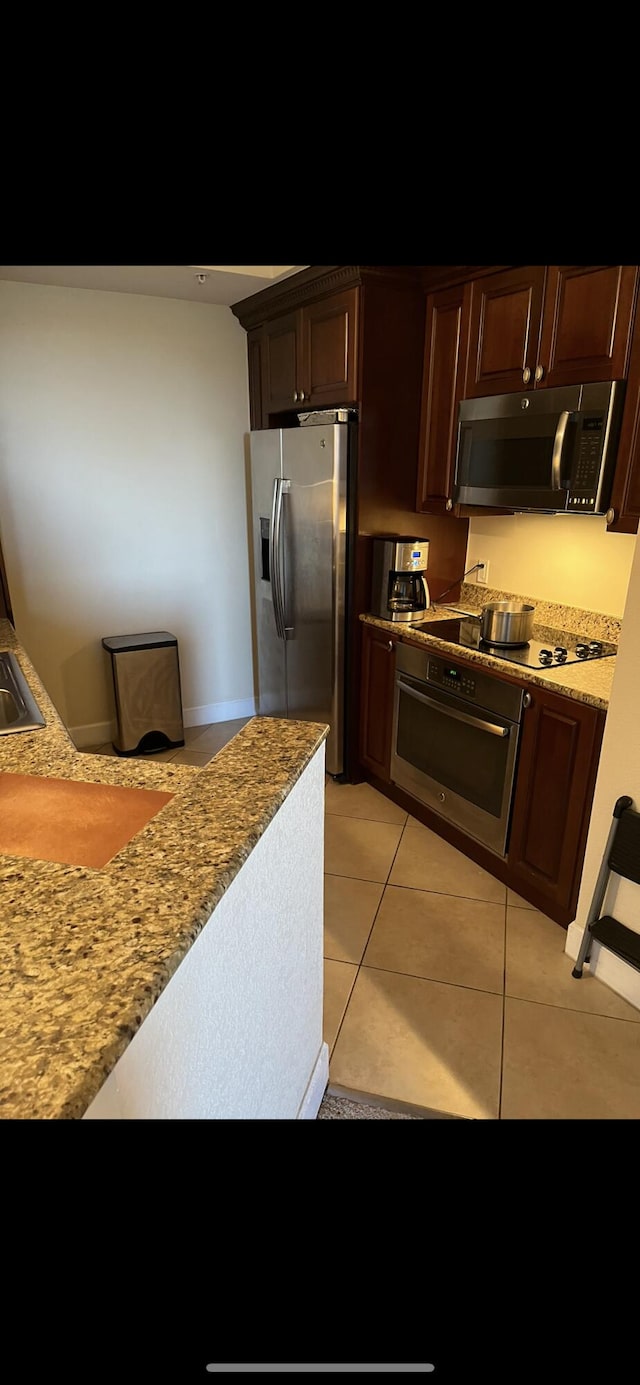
[[567, 413, 606, 510]]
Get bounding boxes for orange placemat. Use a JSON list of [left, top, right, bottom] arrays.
[[0, 772, 174, 868]]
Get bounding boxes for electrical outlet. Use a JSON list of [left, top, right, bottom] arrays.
[[475, 559, 489, 585]]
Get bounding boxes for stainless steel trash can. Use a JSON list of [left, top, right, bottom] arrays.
[[102, 631, 185, 756]]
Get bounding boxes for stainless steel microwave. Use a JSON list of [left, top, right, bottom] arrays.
[[453, 380, 626, 515]]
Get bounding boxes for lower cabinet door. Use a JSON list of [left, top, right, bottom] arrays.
[[359, 624, 397, 781], [508, 685, 605, 923]]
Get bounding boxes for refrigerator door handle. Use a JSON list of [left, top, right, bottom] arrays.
[[269, 478, 285, 639], [280, 478, 293, 638]]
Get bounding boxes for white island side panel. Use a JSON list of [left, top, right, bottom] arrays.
[[84, 743, 327, 1119]]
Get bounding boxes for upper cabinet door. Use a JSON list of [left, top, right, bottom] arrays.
[[536, 265, 638, 389], [464, 264, 637, 399], [301, 288, 358, 407], [464, 266, 546, 398], [261, 289, 359, 417], [263, 311, 301, 414], [416, 282, 471, 513]]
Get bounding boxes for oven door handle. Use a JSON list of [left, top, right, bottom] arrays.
[[398, 678, 509, 737]]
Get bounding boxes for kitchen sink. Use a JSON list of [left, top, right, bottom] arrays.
[[0, 652, 46, 735]]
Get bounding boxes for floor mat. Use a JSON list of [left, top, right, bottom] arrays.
[[317, 1092, 424, 1119]]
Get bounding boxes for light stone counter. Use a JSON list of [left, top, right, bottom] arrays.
[[0, 619, 328, 1119], [361, 583, 619, 712]]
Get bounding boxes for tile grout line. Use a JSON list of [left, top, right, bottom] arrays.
[[325, 872, 506, 907], [500, 991, 640, 1024], [328, 811, 409, 1069], [356, 960, 508, 1001]]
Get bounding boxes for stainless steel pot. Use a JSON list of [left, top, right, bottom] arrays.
[[477, 600, 536, 646]]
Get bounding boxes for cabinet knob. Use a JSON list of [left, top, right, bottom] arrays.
[[446, 498, 453, 512], [523, 692, 532, 709], [606, 507, 616, 525], [387, 640, 394, 651], [535, 364, 545, 382], [522, 366, 531, 384]]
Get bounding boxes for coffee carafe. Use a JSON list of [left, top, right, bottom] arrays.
[[371, 538, 430, 624]]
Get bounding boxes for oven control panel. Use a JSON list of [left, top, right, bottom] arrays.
[[396, 644, 525, 723], [429, 660, 476, 697]]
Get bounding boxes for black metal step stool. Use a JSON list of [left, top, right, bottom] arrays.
[[572, 795, 640, 978]]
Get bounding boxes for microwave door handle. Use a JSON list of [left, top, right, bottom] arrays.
[[551, 410, 571, 491], [398, 679, 509, 737]]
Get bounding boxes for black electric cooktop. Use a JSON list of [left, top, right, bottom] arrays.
[[416, 616, 618, 669]]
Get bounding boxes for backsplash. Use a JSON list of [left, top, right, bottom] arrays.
[[464, 513, 636, 618]]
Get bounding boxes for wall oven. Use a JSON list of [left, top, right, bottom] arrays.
[[391, 644, 527, 857]]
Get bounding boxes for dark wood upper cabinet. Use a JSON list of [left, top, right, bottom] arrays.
[[416, 279, 516, 518], [416, 282, 471, 514], [263, 311, 300, 416], [464, 264, 637, 398], [301, 289, 358, 407], [261, 288, 358, 418], [247, 328, 265, 429], [606, 280, 640, 534], [508, 684, 605, 924], [538, 265, 638, 388], [464, 266, 546, 397]]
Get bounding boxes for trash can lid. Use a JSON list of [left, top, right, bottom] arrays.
[[102, 632, 178, 653]]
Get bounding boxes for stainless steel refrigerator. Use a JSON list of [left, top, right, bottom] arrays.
[[248, 414, 354, 777]]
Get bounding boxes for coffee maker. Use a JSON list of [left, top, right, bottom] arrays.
[[371, 537, 430, 624]]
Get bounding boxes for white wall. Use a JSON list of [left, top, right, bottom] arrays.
[[466, 513, 636, 617], [0, 280, 255, 744], [566, 533, 640, 1008]]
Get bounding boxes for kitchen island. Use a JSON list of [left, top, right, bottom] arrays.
[[0, 619, 329, 1120]]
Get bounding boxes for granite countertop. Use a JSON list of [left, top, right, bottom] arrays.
[[361, 583, 620, 712], [0, 620, 328, 1119]]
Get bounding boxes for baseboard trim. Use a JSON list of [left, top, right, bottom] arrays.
[[566, 921, 640, 1012], [70, 697, 258, 748], [73, 720, 113, 749], [184, 697, 256, 728], [297, 1042, 330, 1119]]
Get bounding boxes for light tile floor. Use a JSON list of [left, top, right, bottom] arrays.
[[323, 778, 640, 1121], [84, 727, 640, 1120]]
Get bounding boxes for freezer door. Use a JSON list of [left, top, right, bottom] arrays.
[[248, 429, 287, 717], [281, 423, 347, 775]]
